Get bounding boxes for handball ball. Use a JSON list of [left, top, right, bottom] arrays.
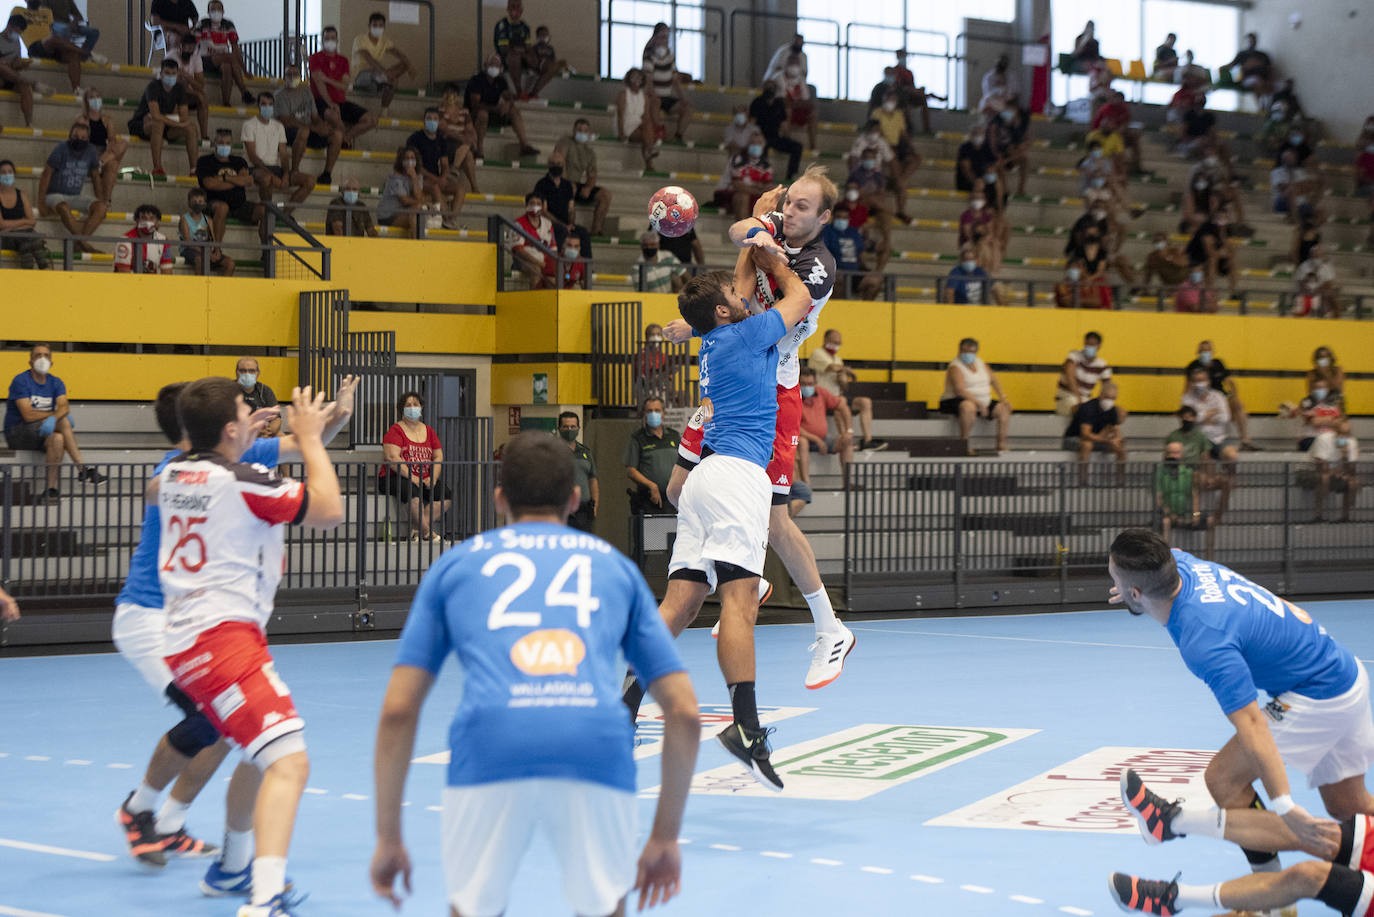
[[648, 186, 698, 238]]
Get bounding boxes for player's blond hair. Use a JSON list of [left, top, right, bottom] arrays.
[[792, 164, 838, 215]]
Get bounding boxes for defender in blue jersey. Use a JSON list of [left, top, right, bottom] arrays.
[[109, 378, 355, 889], [624, 241, 816, 793], [1108, 529, 1374, 882], [371, 432, 700, 917]]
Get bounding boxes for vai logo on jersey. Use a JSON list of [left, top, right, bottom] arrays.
[[509, 628, 586, 676], [650, 724, 1035, 800]]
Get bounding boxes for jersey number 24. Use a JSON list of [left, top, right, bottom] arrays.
[[481, 552, 601, 630]]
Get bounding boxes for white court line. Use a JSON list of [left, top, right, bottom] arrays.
[[1010, 894, 1044, 904], [341, 793, 369, 800], [0, 904, 74, 917], [811, 858, 843, 866], [910, 875, 944, 884], [861, 866, 893, 875], [961, 884, 995, 894], [1060, 907, 1094, 915], [709, 843, 740, 851], [0, 838, 117, 862], [759, 851, 792, 859], [303, 787, 328, 795]]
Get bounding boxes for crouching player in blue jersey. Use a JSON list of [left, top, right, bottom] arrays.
[[370, 431, 701, 917], [112, 376, 355, 884], [1105, 529, 1374, 915]]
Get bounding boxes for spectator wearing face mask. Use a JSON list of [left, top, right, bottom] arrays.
[[0, 158, 50, 269], [717, 130, 773, 220], [615, 68, 661, 169], [1064, 380, 1126, 481], [1273, 124, 1313, 168], [557, 411, 598, 532], [749, 81, 801, 181], [871, 88, 918, 222], [940, 337, 1012, 455], [1167, 405, 1212, 466], [1181, 366, 1239, 466], [1065, 232, 1113, 309], [233, 357, 279, 436], [808, 330, 882, 451], [944, 245, 1005, 306], [634, 324, 671, 404], [979, 55, 1020, 113], [75, 88, 127, 204], [196, 128, 262, 244], [196, 0, 254, 106], [466, 52, 538, 159], [409, 105, 467, 230], [1281, 378, 1344, 452], [278, 60, 342, 187], [326, 176, 378, 237], [527, 25, 567, 98], [778, 53, 818, 152], [1307, 346, 1344, 396], [179, 188, 235, 275], [113, 204, 174, 275], [1270, 148, 1324, 223], [1293, 244, 1341, 318], [1055, 331, 1110, 416], [5, 344, 105, 498], [352, 12, 413, 114], [242, 91, 317, 214], [635, 231, 685, 294], [1078, 139, 1116, 197], [624, 396, 680, 515], [1301, 419, 1360, 523], [36, 122, 107, 254], [309, 26, 380, 149], [128, 58, 200, 180], [847, 146, 892, 249], [1155, 441, 1213, 554], [382, 391, 450, 542], [166, 31, 210, 139], [553, 119, 612, 237], [821, 204, 883, 300], [642, 23, 693, 142], [377, 145, 427, 238], [1186, 208, 1237, 298], [558, 234, 586, 289], [511, 191, 556, 289], [795, 367, 854, 484], [959, 187, 1002, 273], [1143, 231, 1188, 293], [762, 33, 806, 85], [990, 103, 1032, 196], [1173, 266, 1217, 313], [722, 104, 754, 156], [1184, 340, 1259, 452]]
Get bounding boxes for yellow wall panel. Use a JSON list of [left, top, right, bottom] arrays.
[[328, 238, 496, 305], [349, 312, 495, 354], [34, 354, 295, 401], [557, 364, 593, 405], [491, 363, 559, 404], [494, 291, 560, 354]]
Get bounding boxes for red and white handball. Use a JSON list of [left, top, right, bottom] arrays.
[[647, 186, 698, 237]]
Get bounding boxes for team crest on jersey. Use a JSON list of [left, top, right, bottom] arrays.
[[510, 628, 587, 676], [804, 258, 828, 287]]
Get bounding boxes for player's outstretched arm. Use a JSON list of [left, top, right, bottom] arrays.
[[276, 375, 358, 461], [1227, 701, 1341, 859], [286, 386, 346, 528], [635, 670, 698, 911], [371, 663, 436, 909]]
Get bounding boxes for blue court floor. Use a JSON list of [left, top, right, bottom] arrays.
[[3, 600, 1373, 917]]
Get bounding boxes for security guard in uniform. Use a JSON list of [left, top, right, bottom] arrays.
[[624, 396, 681, 515], [558, 411, 598, 532]]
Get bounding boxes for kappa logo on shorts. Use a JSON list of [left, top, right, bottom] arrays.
[[927, 746, 1215, 834], [649, 724, 1035, 800]]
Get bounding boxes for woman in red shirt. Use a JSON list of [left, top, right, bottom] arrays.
[[381, 391, 450, 542]]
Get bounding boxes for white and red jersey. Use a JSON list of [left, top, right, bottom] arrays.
[[678, 398, 711, 463], [1341, 815, 1374, 873], [157, 451, 308, 655], [750, 210, 835, 389], [114, 228, 174, 274]]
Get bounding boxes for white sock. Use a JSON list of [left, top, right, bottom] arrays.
[[1174, 883, 1222, 910], [803, 587, 839, 634], [154, 797, 191, 835], [1172, 805, 1227, 839], [250, 855, 288, 906], [127, 782, 160, 814], [221, 828, 254, 873]]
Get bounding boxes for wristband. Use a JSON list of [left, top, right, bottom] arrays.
[[1270, 794, 1295, 816], [744, 226, 765, 240]]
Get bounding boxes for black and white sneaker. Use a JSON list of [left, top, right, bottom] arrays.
[[717, 722, 784, 792], [1107, 871, 1179, 914], [81, 466, 108, 486], [1119, 768, 1183, 845]]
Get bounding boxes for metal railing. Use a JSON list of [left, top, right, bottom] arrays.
[[604, 0, 726, 85], [486, 214, 591, 292], [589, 300, 696, 409], [727, 10, 840, 92], [842, 459, 1374, 611], [234, 0, 435, 86], [0, 459, 497, 607]]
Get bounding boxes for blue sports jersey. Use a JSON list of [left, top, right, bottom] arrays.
[[1166, 549, 1358, 715], [698, 308, 786, 468], [115, 439, 281, 609], [394, 521, 684, 792]]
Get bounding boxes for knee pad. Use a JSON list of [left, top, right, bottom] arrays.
[[251, 729, 307, 772], [714, 561, 754, 585], [166, 712, 220, 758]]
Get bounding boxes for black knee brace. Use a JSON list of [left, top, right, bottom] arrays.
[[166, 712, 220, 758], [1242, 792, 1281, 867], [1316, 862, 1365, 917]]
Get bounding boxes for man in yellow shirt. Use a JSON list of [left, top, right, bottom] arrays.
[[868, 88, 920, 223], [351, 11, 412, 114], [12, 0, 89, 92]]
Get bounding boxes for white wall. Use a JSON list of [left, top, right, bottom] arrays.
[[1241, 0, 1373, 143]]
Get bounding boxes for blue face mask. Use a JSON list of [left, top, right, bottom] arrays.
[[962, 260, 977, 272], [403, 406, 423, 422], [216, 144, 232, 158], [342, 189, 359, 204], [1082, 343, 1096, 357], [238, 372, 257, 389], [959, 351, 976, 365], [645, 411, 662, 428], [800, 385, 816, 399], [259, 105, 275, 120], [424, 118, 439, 132], [162, 74, 178, 89], [1198, 351, 1212, 364], [0, 173, 13, 187], [832, 218, 849, 231], [747, 144, 763, 157]]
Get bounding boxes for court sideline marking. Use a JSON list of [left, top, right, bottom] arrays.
[[0, 905, 73, 917], [0, 838, 116, 862]]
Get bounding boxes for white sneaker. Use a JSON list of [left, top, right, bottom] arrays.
[[710, 578, 772, 637], [804, 623, 855, 690], [89, 52, 109, 65]]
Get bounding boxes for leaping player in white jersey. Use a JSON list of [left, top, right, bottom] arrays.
[[663, 166, 856, 690]]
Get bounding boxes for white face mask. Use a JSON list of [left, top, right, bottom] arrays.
[[1192, 381, 1209, 392], [371, 25, 384, 38], [1312, 388, 1328, 400], [564, 247, 579, 258], [487, 65, 501, 78], [733, 113, 746, 125], [1066, 268, 1081, 281], [32, 357, 52, 374], [845, 189, 859, 202], [881, 100, 896, 111], [655, 44, 669, 59], [1317, 357, 1331, 367], [1190, 271, 1203, 284], [574, 131, 591, 144], [1098, 398, 1115, 410], [209, 9, 222, 22], [1154, 241, 1166, 251], [323, 39, 337, 52], [138, 220, 158, 233], [971, 199, 985, 210], [89, 98, 103, 112], [1092, 210, 1107, 221]]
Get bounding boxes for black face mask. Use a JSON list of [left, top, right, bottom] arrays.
[[1180, 420, 1195, 431], [1164, 456, 1180, 464], [547, 164, 563, 177], [641, 247, 657, 259], [190, 202, 206, 213], [68, 139, 88, 152]]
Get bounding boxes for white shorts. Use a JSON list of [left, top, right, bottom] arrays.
[[112, 602, 172, 694], [440, 778, 636, 917], [668, 453, 771, 591], [1267, 663, 1374, 788]]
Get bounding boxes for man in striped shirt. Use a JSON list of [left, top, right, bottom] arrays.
[[1056, 330, 1112, 416]]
